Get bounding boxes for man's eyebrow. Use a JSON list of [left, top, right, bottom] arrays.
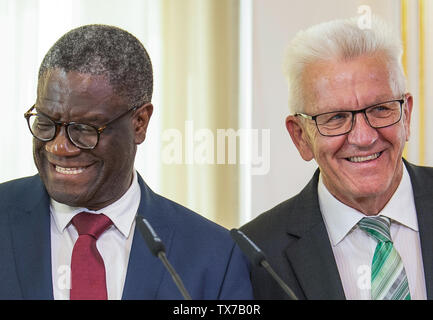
[[322, 95, 399, 112], [39, 96, 60, 102], [34, 107, 52, 118], [34, 107, 103, 124]]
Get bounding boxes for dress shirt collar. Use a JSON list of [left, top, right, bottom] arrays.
[[50, 170, 140, 238], [318, 164, 418, 246]]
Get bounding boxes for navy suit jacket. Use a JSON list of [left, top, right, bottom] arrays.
[[0, 173, 253, 300], [241, 160, 433, 299]]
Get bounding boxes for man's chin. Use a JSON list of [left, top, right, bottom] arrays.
[[44, 184, 96, 208]]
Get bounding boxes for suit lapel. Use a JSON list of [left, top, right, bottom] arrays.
[[415, 198, 433, 299], [284, 170, 345, 299], [9, 176, 53, 299], [121, 222, 172, 299], [284, 161, 433, 300], [405, 160, 433, 299], [122, 175, 175, 299], [9, 174, 175, 300], [285, 222, 346, 299]]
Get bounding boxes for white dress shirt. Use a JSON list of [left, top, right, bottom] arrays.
[[50, 170, 140, 300], [318, 166, 427, 299]]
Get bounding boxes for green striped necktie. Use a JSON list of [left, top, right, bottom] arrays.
[[358, 216, 411, 300]]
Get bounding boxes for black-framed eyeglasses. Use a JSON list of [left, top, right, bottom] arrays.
[[295, 97, 405, 137], [24, 104, 142, 150]]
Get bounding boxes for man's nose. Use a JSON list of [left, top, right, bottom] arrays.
[[45, 127, 81, 156], [347, 112, 379, 146]]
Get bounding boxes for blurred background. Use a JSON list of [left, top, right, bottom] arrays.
[[1, 0, 432, 229]]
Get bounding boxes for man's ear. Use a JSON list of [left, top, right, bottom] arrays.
[[133, 103, 153, 144], [403, 93, 413, 142], [285, 115, 314, 161]]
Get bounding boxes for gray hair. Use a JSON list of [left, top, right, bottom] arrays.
[[38, 24, 153, 107], [283, 16, 406, 113]]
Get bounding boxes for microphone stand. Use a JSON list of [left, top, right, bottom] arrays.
[[157, 251, 192, 300]]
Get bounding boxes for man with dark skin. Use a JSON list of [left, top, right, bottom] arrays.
[[0, 24, 253, 300], [34, 69, 148, 210]]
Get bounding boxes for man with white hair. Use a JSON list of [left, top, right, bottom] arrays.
[[241, 16, 433, 300]]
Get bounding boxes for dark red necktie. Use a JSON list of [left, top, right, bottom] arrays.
[[70, 212, 113, 300]]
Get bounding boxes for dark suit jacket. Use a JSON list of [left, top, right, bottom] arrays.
[[241, 160, 433, 299], [0, 173, 253, 300]]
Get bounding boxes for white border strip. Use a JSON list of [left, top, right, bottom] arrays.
[[238, 0, 253, 226]]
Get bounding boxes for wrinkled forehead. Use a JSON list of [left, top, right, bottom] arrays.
[[36, 68, 126, 120], [38, 68, 111, 96], [302, 55, 394, 114]]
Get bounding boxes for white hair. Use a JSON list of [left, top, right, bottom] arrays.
[[283, 16, 406, 113]]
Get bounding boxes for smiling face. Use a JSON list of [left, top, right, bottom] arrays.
[[286, 54, 413, 214], [34, 68, 152, 210]]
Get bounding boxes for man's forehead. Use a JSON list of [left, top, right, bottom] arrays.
[[303, 56, 393, 112], [37, 69, 122, 104], [39, 68, 112, 93], [36, 68, 126, 119]]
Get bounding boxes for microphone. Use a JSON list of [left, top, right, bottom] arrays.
[[230, 228, 298, 300], [136, 216, 192, 300]]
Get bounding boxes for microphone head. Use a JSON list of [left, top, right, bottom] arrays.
[[230, 228, 266, 267], [136, 216, 166, 257]]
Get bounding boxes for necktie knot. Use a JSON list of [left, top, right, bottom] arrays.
[[358, 216, 392, 243], [72, 212, 112, 239]]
